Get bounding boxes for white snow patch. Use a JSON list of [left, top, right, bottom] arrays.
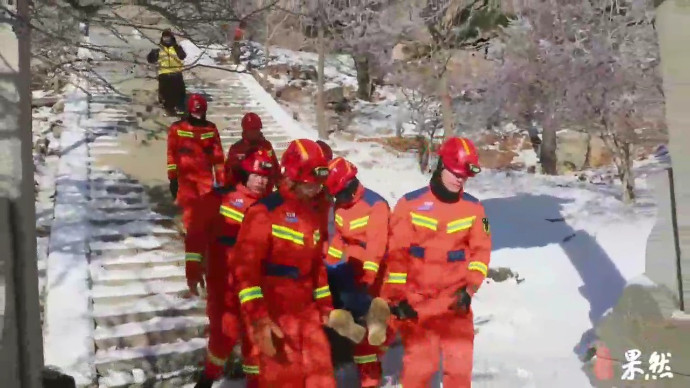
[[90, 265, 185, 282], [91, 250, 182, 266], [93, 316, 207, 339], [90, 235, 173, 251], [92, 280, 188, 299], [43, 85, 96, 386], [95, 338, 207, 363], [92, 294, 203, 317]]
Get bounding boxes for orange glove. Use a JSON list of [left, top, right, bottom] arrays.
[[185, 261, 205, 296], [251, 317, 284, 357]]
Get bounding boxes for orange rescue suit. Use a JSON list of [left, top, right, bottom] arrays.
[[230, 183, 336, 387], [184, 184, 261, 380], [167, 119, 225, 228], [381, 186, 491, 388], [224, 137, 280, 192], [324, 185, 393, 387]]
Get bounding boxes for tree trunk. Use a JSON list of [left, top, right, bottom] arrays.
[[316, 22, 328, 140], [540, 117, 558, 175], [619, 141, 636, 203], [439, 72, 455, 140], [0, 1, 46, 385], [353, 53, 372, 101]]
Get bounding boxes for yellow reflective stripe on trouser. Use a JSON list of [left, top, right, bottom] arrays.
[[271, 225, 305, 245], [363, 261, 379, 273], [353, 354, 378, 364], [242, 364, 259, 374], [447, 216, 476, 233], [177, 130, 194, 138], [410, 212, 438, 231], [200, 132, 215, 140], [207, 349, 226, 366], [313, 285, 331, 300], [468, 261, 488, 277], [238, 286, 263, 304], [185, 252, 203, 262], [327, 246, 343, 260], [335, 214, 343, 226], [386, 272, 407, 284], [167, 164, 177, 171], [349, 216, 369, 230], [220, 205, 244, 223]]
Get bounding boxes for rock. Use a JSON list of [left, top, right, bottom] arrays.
[[32, 94, 59, 108], [276, 85, 308, 103], [42, 367, 76, 388], [322, 86, 345, 104], [51, 99, 65, 114], [588, 136, 613, 167], [264, 63, 291, 78], [289, 64, 317, 81], [476, 148, 517, 169], [556, 130, 589, 170]]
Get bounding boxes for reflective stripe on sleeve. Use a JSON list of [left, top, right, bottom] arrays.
[[185, 252, 203, 262], [385, 272, 407, 284], [313, 285, 331, 300], [238, 286, 264, 304], [468, 261, 488, 277]]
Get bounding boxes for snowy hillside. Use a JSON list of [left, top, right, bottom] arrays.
[[35, 36, 665, 387]]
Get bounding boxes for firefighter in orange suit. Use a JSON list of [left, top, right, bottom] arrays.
[[185, 149, 275, 388], [323, 157, 395, 388], [167, 94, 225, 230], [225, 112, 280, 193], [230, 139, 366, 387], [381, 137, 492, 388]]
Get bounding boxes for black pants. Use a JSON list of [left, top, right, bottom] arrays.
[[158, 72, 186, 112]]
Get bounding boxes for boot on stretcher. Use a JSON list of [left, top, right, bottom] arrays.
[[366, 297, 391, 346], [327, 309, 366, 344]]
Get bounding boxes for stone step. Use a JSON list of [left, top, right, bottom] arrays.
[[94, 316, 208, 350], [90, 220, 176, 239], [92, 293, 205, 327], [98, 366, 199, 388], [90, 237, 182, 259], [88, 209, 170, 223], [91, 264, 186, 286], [92, 251, 185, 272], [92, 279, 190, 305], [94, 338, 206, 376]]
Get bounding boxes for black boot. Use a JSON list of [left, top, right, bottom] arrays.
[[193, 373, 214, 388]]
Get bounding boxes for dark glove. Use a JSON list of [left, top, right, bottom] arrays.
[[450, 287, 472, 314], [390, 300, 418, 320], [169, 179, 178, 200]]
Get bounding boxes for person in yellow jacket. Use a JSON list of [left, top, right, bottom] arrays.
[[147, 29, 187, 116]]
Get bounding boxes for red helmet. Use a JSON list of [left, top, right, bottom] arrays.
[[187, 94, 207, 116], [240, 148, 274, 176], [437, 137, 481, 177], [281, 139, 329, 184], [316, 140, 334, 161], [241, 112, 263, 132], [325, 157, 357, 195]]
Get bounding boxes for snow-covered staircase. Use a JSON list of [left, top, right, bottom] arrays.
[[43, 25, 317, 387], [82, 78, 209, 387], [185, 74, 294, 157]]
